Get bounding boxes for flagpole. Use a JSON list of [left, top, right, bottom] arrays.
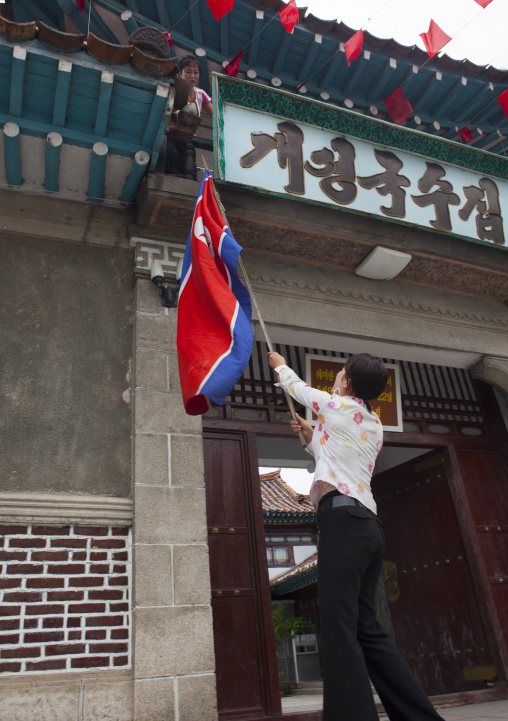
[[202, 159, 307, 447]]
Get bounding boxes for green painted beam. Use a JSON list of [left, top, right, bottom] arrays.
[[3, 122, 22, 186], [0, 112, 146, 157], [155, 0, 171, 29], [189, 0, 203, 46], [247, 10, 264, 67], [121, 149, 150, 203], [52, 58, 72, 127], [44, 131, 62, 192], [272, 31, 292, 77], [298, 35, 322, 87], [95, 70, 114, 136], [9, 46, 26, 117], [88, 140, 108, 202]]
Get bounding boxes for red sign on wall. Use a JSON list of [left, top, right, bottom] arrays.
[[306, 355, 403, 432]]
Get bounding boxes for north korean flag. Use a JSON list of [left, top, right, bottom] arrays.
[[177, 171, 253, 415]]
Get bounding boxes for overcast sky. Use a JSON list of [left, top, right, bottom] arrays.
[[1, 1, 504, 68], [302, 0, 508, 69]]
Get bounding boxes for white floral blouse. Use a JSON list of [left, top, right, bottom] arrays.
[[275, 365, 383, 514]]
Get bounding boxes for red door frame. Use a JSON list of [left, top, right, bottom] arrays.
[[204, 428, 282, 720], [204, 389, 508, 717]]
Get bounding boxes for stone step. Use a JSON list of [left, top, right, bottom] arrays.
[[287, 687, 323, 696], [299, 682, 323, 689]]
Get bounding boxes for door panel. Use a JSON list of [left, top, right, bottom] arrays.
[[456, 448, 508, 672], [374, 450, 496, 696], [204, 431, 281, 720]]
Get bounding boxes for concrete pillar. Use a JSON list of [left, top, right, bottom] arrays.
[[469, 356, 508, 404], [131, 274, 218, 721]]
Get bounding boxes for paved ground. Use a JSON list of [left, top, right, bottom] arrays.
[[281, 695, 508, 719]]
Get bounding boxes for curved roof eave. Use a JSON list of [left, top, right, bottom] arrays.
[[19, 0, 508, 153]]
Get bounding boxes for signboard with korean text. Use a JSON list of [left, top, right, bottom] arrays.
[[304, 355, 403, 432], [213, 75, 508, 251]]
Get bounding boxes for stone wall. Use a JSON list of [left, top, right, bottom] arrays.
[[131, 277, 217, 721], [0, 235, 133, 498]]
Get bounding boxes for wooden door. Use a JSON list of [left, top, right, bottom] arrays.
[[454, 446, 508, 674], [203, 430, 281, 720], [374, 450, 496, 696]]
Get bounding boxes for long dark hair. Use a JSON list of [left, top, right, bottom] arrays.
[[344, 353, 388, 413]]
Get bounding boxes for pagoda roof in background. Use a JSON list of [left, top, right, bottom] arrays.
[[8, 0, 508, 155], [270, 549, 317, 594], [0, 2, 175, 205], [260, 470, 316, 524]]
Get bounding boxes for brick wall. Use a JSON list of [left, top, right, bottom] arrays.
[[0, 524, 130, 673]]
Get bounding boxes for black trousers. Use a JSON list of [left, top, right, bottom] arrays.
[[154, 136, 197, 178], [318, 498, 445, 721]]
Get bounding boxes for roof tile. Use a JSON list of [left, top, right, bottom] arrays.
[[260, 470, 314, 515]]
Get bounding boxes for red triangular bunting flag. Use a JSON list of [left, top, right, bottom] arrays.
[[474, 0, 493, 7], [420, 19, 451, 58], [384, 86, 413, 125], [458, 127, 474, 143], [225, 50, 242, 78], [77, 0, 85, 9], [205, 0, 234, 22], [279, 0, 299, 34], [164, 32, 173, 48], [498, 89, 508, 120], [345, 30, 364, 67]]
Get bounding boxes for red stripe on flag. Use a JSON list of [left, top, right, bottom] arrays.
[[77, 0, 85, 9], [178, 193, 239, 414], [474, 0, 493, 7], [279, 0, 299, 34], [177, 174, 252, 416]]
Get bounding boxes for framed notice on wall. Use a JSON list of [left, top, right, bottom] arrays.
[[304, 354, 403, 432]]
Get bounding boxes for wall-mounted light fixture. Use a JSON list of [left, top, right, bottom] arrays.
[[151, 259, 180, 307], [355, 246, 412, 281]]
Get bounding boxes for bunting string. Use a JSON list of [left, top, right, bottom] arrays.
[[235, 12, 279, 57], [295, 0, 395, 91], [87, 0, 92, 37], [169, 0, 200, 32], [400, 5, 488, 90], [469, 96, 500, 124], [162, 0, 501, 142]]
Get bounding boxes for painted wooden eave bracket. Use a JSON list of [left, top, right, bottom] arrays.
[[0, 38, 171, 205]]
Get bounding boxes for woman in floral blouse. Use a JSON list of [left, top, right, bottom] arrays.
[[268, 351, 444, 721]]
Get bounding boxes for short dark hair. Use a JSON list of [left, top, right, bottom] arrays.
[[179, 54, 200, 72], [344, 354, 388, 413]]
